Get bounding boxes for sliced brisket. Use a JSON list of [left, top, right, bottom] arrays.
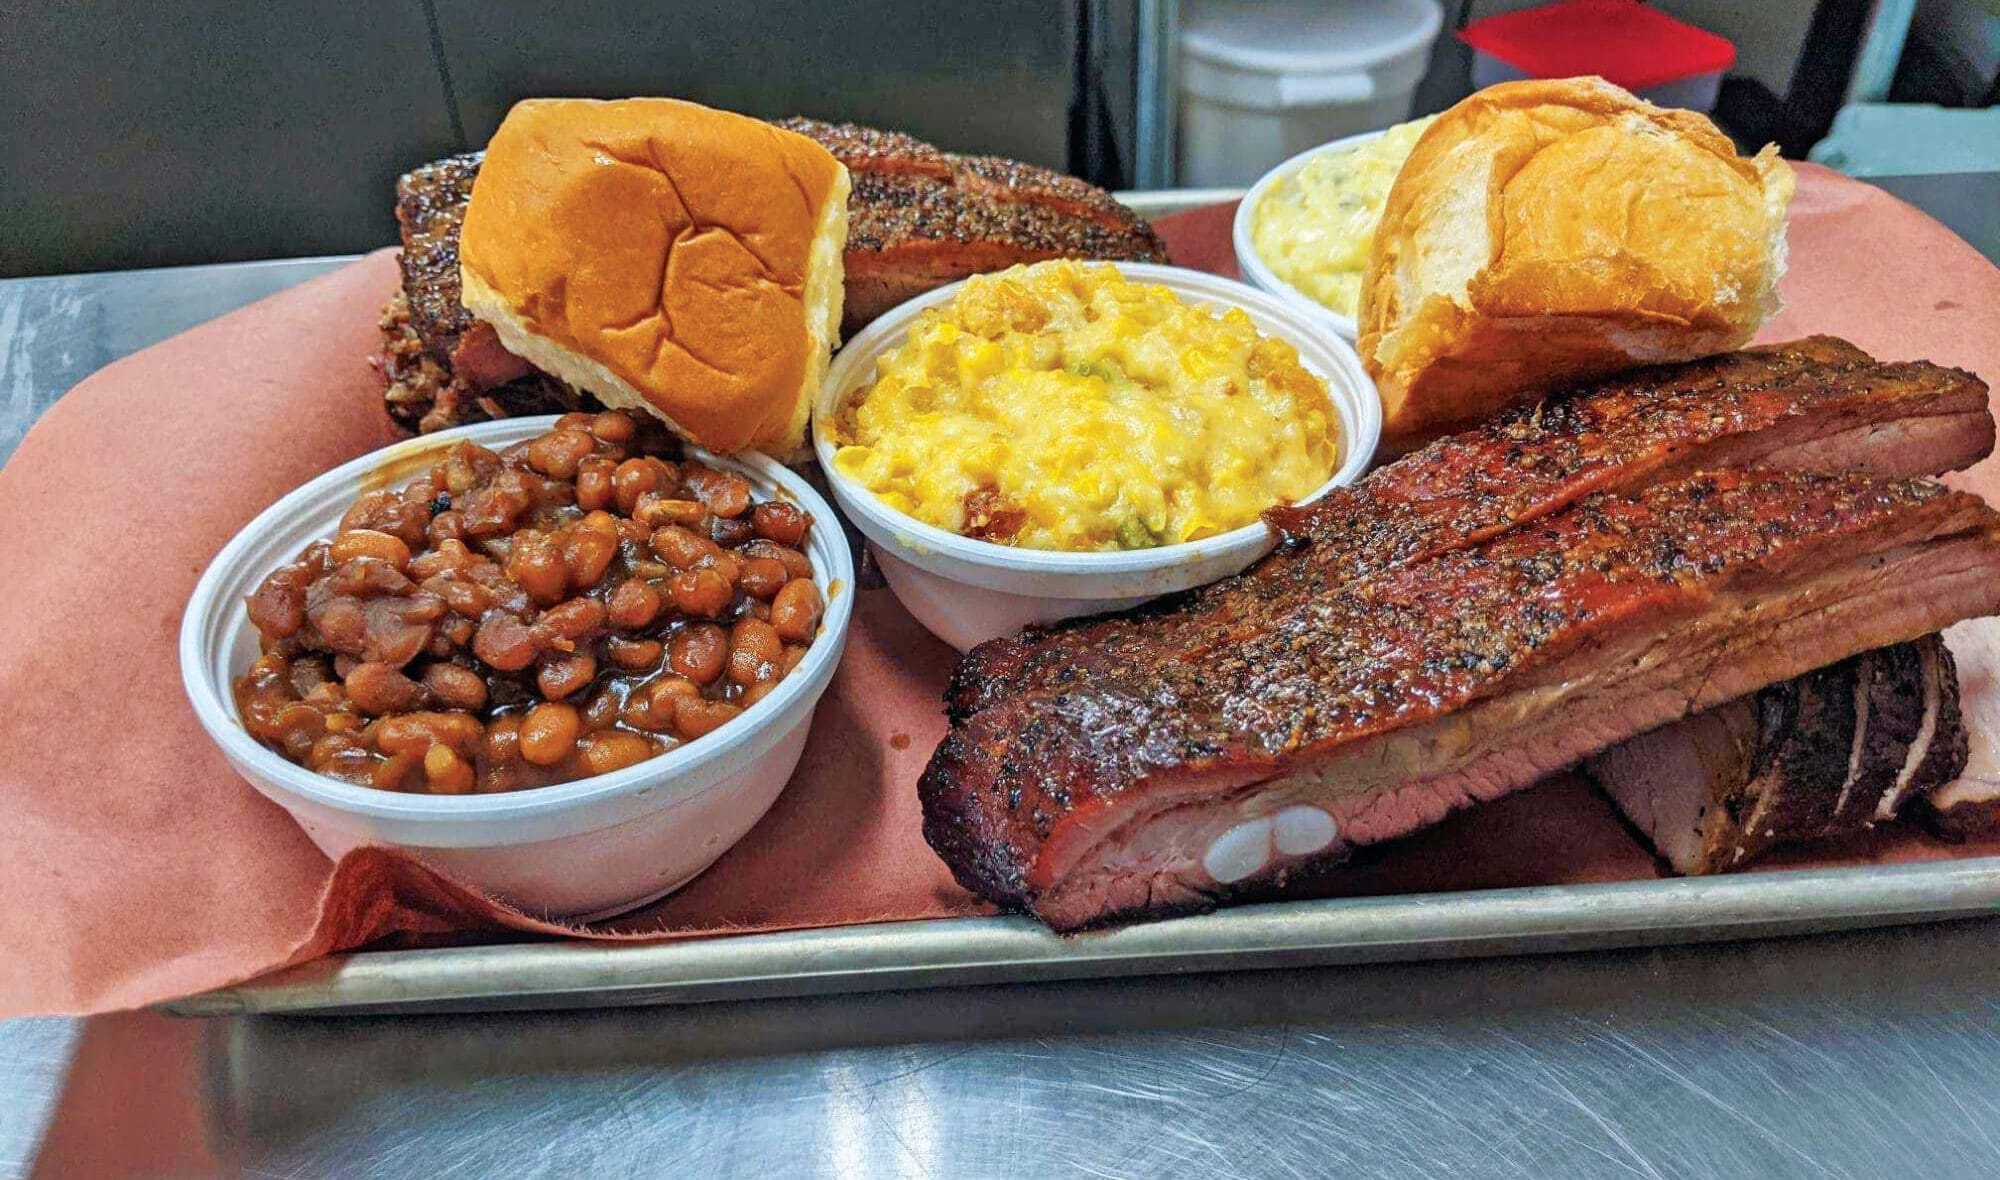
[[1585, 636, 1968, 873], [920, 471, 2000, 929]]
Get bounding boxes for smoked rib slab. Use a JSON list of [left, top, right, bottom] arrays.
[[947, 338, 1994, 724], [920, 471, 2000, 929]]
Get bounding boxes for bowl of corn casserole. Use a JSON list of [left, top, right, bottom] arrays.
[[815, 261, 1378, 651]]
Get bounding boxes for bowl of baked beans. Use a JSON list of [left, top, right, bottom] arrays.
[[181, 411, 854, 919]]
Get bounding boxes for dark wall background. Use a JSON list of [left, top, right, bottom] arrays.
[[0, 0, 1077, 278]]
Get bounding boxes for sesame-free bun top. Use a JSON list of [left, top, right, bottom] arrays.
[[459, 97, 849, 457], [1358, 77, 1794, 452]]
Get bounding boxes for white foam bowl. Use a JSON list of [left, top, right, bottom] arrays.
[[1233, 128, 1389, 342], [813, 262, 1380, 652], [181, 418, 854, 921]]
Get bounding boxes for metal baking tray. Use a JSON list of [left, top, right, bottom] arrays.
[[165, 860, 2000, 1015], [160, 190, 2000, 1016]]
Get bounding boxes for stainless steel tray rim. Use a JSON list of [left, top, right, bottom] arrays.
[[165, 854, 2000, 1016]]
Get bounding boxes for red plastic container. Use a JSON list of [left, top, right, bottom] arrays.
[[1460, 0, 1736, 111]]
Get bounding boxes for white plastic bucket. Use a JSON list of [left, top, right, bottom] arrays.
[[814, 262, 1381, 652], [1178, 0, 1442, 187]]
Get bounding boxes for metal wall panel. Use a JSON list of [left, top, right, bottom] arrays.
[[1, 1, 457, 276], [431, 0, 1075, 166]]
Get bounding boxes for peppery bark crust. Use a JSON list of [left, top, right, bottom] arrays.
[[946, 338, 1994, 724]]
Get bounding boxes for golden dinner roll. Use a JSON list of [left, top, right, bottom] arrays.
[[1358, 77, 1794, 452], [459, 97, 849, 457]]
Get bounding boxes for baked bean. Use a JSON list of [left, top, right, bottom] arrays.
[[670, 624, 728, 685], [439, 615, 476, 648], [739, 678, 779, 708], [409, 538, 477, 579], [607, 580, 662, 629], [426, 510, 467, 546], [668, 568, 733, 618], [728, 618, 784, 686], [438, 578, 495, 620], [656, 460, 688, 502], [613, 459, 661, 515], [484, 714, 522, 765], [459, 470, 535, 537], [537, 650, 597, 700], [674, 697, 742, 740], [423, 743, 475, 794], [650, 524, 721, 570], [683, 465, 752, 519], [345, 661, 427, 715], [373, 750, 422, 791], [423, 664, 488, 711], [623, 677, 698, 732], [605, 636, 664, 671], [589, 411, 636, 444], [374, 711, 483, 757], [751, 501, 809, 546], [580, 731, 656, 777], [270, 703, 326, 759], [780, 644, 808, 675], [245, 564, 311, 637], [310, 732, 369, 773], [575, 457, 616, 512], [738, 557, 788, 600], [581, 687, 622, 732], [340, 488, 431, 546], [771, 578, 823, 643], [556, 411, 595, 431], [519, 702, 581, 765], [533, 597, 606, 646], [472, 613, 539, 671], [438, 443, 498, 496], [742, 539, 812, 581], [635, 496, 708, 529], [307, 681, 349, 710], [332, 528, 412, 572], [526, 428, 596, 479], [506, 530, 568, 606], [709, 516, 755, 548], [563, 528, 618, 588]]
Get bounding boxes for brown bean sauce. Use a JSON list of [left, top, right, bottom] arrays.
[[233, 411, 824, 794]]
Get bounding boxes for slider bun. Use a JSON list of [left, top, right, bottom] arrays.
[[459, 97, 848, 457], [1359, 77, 1794, 452]]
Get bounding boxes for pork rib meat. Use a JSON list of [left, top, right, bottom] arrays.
[[949, 338, 1993, 724], [921, 471, 2000, 930]]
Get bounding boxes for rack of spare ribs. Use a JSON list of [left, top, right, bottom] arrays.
[[924, 337, 2000, 931]]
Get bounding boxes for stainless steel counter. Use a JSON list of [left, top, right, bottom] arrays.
[[6, 177, 2000, 1177]]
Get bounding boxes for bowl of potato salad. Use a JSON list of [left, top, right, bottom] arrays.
[[1235, 117, 1437, 340], [815, 260, 1378, 650]]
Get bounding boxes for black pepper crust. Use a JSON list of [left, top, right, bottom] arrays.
[[946, 338, 1993, 722], [393, 152, 484, 364]]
